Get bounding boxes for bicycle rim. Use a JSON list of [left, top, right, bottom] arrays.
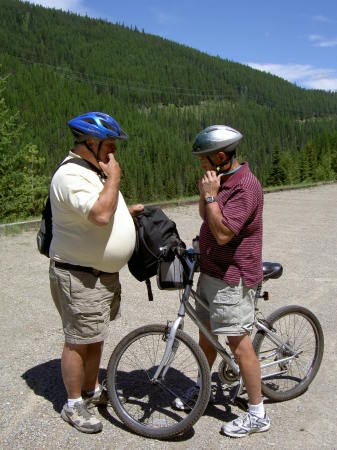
[[107, 325, 210, 439], [254, 305, 324, 401]]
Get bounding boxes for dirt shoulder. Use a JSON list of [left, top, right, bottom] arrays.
[[0, 184, 336, 449]]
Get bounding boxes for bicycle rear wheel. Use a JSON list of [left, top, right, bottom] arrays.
[[253, 305, 324, 402], [106, 324, 211, 439]]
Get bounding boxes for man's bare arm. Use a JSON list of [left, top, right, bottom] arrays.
[[199, 170, 235, 245], [199, 195, 205, 219], [88, 153, 120, 226], [205, 202, 234, 245]]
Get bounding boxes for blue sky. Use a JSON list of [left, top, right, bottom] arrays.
[[27, 0, 337, 91]]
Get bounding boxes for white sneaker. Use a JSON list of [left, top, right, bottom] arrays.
[[83, 383, 109, 408], [221, 412, 270, 438], [61, 401, 103, 434]]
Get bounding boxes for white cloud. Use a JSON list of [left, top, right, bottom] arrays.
[[312, 15, 331, 23], [308, 34, 337, 48], [24, 0, 99, 19], [305, 78, 337, 90], [149, 7, 180, 27], [309, 34, 323, 42], [27, 0, 84, 10], [314, 39, 337, 48], [247, 62, 337, 91], [156, 12, 174, 25]]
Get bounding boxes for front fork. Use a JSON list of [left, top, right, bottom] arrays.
[[151, 268, 196, 382], [150, 310, 245, 404], [151, 316, 184, 382]]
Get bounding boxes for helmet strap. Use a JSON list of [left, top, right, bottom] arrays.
[[206, 152, 236, 175], [97, 141, 103, 162], [219, 164, 242, 177], [216, 152, 236, 175], [79, 141, 106, 179], [207, 156, 215, 166], [83, 141, 105, 164], [84, 141, 98, 160]]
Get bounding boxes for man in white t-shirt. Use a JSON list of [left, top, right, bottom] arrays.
[[49, 112, 143, 433]]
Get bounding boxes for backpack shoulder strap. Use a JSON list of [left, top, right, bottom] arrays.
[[57, 157, 106, 178]]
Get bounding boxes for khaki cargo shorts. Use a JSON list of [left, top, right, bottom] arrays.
[[49, 262, 121, 344], [195, 273, 256, 336]]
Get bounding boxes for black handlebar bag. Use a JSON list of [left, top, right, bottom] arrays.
[[128, 206, 184, 283], [157, 256, 185, 290]]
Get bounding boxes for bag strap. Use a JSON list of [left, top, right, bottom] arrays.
[[57, 157, 106, 178], [45, 157, 104, 203], [145, 278, 153, 302]]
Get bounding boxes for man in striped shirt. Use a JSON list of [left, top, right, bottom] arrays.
[[174, 125, 269, 438]]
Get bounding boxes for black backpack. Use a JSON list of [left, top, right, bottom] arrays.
[[36, 158, 104, 257], [128, 206, 185, 300]]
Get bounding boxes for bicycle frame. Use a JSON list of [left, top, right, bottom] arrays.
[[151, 247, 297, 400]]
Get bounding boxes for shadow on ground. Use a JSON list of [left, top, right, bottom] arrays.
[[21, 360, 196, 440], [21, 359, 107, 413], [21, 360, 250, 440]]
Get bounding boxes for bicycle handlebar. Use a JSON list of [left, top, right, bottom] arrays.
[[159, 237, 187, 259]]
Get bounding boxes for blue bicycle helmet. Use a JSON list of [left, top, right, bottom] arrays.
[[68, 112, 128, 142]]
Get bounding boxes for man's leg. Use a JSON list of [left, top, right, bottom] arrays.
[[172, 322, 217, 410], [227, 334, 261, 404], [221, 334, 270, 438], [50, 267, 113, 433], [199, 321, 217, 370], [82, 341, 104, 392], [81, 341, 109, 408], [61, 342, 87, 399], [60, 341, 103, 433], [61, 341, 104, 397]]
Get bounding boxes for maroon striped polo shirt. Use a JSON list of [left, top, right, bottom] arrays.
[[199, 162, 263, 288]]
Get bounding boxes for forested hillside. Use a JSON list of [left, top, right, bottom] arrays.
[[0, 0, 337, 222]]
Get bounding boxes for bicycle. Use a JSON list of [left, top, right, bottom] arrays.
[[106, 240, 324, 439]]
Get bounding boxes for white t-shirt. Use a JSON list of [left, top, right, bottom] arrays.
[[49, 152, 136, 273]]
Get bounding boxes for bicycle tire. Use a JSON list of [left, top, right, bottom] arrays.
[[253, 305, 324, 402], [106, 324, 211, 439]]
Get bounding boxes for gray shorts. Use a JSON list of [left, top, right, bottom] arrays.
[[49, 262, 121, 345], [195, 273, 256, 336]]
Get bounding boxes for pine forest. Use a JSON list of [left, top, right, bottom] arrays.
[[1, 0, 337, 222]]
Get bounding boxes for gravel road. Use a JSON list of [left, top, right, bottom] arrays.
[[1, 184, 336, 450]]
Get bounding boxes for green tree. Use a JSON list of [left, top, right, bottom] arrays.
[[266, 145, 286, 186], [1, 0, 337, 215], [0, 74, 48, 222]]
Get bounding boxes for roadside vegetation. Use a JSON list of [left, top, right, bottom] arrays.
[[0, 0, 336, 223]]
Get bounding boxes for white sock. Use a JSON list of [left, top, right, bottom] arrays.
[[248, 401, 265, 418], [67, 396, 83, 408], [85, 385, 101, 396]]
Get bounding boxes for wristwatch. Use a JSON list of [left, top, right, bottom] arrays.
[[205, 196, 216, 204]]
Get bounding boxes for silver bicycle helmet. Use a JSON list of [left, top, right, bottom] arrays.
[[192, 125, 243, 156]]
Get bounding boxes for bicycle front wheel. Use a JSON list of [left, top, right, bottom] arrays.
[[253, 305, 324, 402], [106, 324, 211, 439]]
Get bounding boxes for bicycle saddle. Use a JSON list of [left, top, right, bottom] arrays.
[[262, 262, 283, 280]]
